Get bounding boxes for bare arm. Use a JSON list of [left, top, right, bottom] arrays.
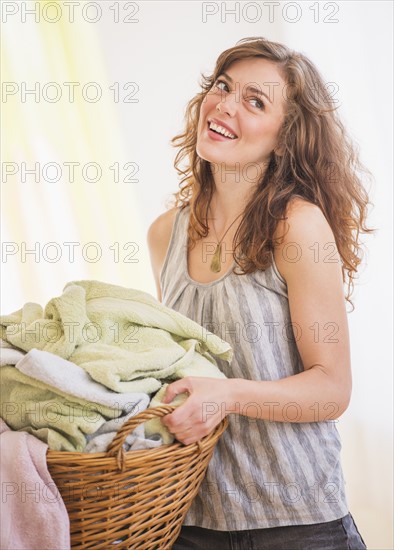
[[162, 199, 353, 442], [147, 207, 178, 302]]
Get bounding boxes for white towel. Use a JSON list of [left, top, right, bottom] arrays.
[[15, 348, 149, 412], [84, 409, 163, 453]]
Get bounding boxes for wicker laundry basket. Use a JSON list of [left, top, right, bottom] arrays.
[[46, 405, 228, 549]]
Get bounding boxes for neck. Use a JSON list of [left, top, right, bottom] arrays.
[[208, 160, 269, 224], [208, 181, 251, 231]]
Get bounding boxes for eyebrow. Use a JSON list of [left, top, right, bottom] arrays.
[[220, 72, 273, 104]]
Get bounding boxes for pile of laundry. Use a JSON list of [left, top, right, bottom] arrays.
[[0, 279, 233, 452], [0, 280, 233, 550]]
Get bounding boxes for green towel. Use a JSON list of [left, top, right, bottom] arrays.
[[0, 281, 232, 395], [144, 384, 189, 444], [1, 366, 119, 451]]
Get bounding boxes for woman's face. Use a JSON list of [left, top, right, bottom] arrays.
[[196, 57, 286, 172]]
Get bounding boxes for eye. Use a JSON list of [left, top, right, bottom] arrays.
[[248, 97, 265, 110], [213, 79, 229, 92], [212, 79, 265, 110]]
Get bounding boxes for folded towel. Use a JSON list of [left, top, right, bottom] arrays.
[[15, 348, 150, 412], [1, 365, 122, 451], [0, 419, 70, 550]]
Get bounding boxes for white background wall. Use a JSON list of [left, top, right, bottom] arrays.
[[1, 2, 392, 547]]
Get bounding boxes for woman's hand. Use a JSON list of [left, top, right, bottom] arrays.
[[160, 376, 234, 445]]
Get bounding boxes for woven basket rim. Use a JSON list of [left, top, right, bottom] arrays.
[[46, 412, 228, 465], [47, 440, 177, 461]]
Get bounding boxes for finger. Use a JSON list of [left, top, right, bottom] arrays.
[[178, 436, 195, 446], [175, 428, 200, 446], [177, 426, 208, 446], [162, 400, 194, 430], [174, 429, 192, 441], [182, 436, 201, 446], [162, 378, 191, 404], [176, 416, 217, 444]]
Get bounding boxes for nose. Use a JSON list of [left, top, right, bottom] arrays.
[[216, 89, 238, 117]]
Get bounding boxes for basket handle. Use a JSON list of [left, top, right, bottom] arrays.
[[106, 405, 178, 470]]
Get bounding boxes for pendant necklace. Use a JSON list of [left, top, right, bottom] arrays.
[[209, 210, 243, 273]]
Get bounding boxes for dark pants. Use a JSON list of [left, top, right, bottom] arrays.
[[171, 512, 367, 549]]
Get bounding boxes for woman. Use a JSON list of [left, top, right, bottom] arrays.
[[147, 37, 371, 549]]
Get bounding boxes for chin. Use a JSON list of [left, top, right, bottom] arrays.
[[195, 145, 211, 163], [196, 143, 224, 165]]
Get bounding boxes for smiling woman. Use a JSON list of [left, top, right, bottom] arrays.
[[198, 57, 286, 169], [147, 36, 372, 549]]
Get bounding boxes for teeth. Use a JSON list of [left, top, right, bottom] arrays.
[[209, 121, 236, 139]]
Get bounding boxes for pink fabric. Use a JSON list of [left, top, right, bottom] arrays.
[[0, 419, 70, 549]]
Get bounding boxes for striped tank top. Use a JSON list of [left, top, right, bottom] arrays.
[[161, 204, 349, 530]]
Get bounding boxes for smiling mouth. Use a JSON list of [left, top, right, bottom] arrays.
[[207, 121, 238, 139]]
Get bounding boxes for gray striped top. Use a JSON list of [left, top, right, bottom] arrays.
[[161, 205, 349, 530]]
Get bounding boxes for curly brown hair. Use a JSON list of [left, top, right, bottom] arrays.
[[169, 36, 374, 310]]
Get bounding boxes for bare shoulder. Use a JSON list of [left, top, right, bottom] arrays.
[[147, 206, 179, 300], [274, 196, 334, 244], [273, 196, 338, 283], [147, 207, 178, 250]]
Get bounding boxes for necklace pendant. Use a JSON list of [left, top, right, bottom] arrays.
[[210, 243, 222, 273], [210, 244, 222, 272]]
